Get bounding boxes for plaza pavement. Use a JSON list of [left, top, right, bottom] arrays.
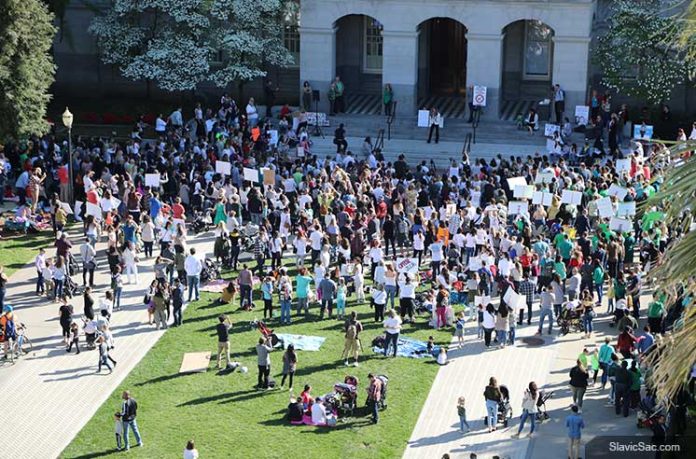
[[404, 293, 654, 459], [1, 228, 217, 459]]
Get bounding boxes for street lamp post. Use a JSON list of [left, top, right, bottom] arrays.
[[61, 107, 74, 203]]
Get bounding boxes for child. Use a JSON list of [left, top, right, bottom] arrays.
[[606, 281, 615, 314], [96, 335, 113, 374], [43, 258, 55, 300], [336, 278, 347, 319], [114, 412, 124, 450], [427, 335, 435, 355], [466, 273, 479, 321], [67, 321, 80, 354], [261, 276, 274, 320], [172, 278, 184, 326], [455, 313, 465, 348], [437, 347, 449, 365], [457, 396, 471, 432]]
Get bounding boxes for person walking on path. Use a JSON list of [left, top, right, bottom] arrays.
[[35, 248, 47, 296], [484, 377, 503, 433], [456, 396, 471, 433], [342, 313, 362, 367], [96, 335, 114, 374], [238, 265, 254, 310], [184, 248, 202, 303], [79, 238, 97, 287], [280, 343, 297, 390], [512, 381, 540, 438], [598, 337, 615, 389], [614, 360, 632, 417], [120, 391, 143, 450], [58, 297, 74, 345], [569, 359, 589, 411], [566, 405, 584, 459], [216, 315, 232, 369]]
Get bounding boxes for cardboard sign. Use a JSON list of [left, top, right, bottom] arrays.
[[473, 85, 487, 107], [574, 105, 590, 125], [508, 201, 529, 215], [474, 295, 491, 306], [263, 168, 275, 186], [514, 185, 534, 199], [561, 190, 583, 206], [86, 202, 101, 219], [544, 123, 560, 137], [243, 167, 259, 183], [216, 161, 232, 176], [145, 173, 160, 188], [417, 110, 430, 127], [506, 176, 527, 189], [617, 201, 636, 217], [395, 257, 419, 275], [534, 171, 556, 184], [610, 217, 633, 233], [607, 184, 629, 201], [596, 197, 614, 218], [532, 191, 554, 207]]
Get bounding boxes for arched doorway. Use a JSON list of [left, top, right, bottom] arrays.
[[417, 18, 468, 117], [334, 14, 383, 114], [500, 20, 555, 120]]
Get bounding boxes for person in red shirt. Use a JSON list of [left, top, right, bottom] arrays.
[[57, 164, 70, 203], [172, 197, 186, 220], [85, 186, 99, 205]]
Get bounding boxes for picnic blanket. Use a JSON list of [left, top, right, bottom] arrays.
[[372, 336, 439, 359], [274, 333, 326, 351], [200, 279, 228, 293]]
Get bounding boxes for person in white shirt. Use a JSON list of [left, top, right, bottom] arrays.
[[183, 440, 199, 459], [383, 309, 403, 357], [35, 248, 46, 295], [429, 240, 444, 279], [311, 397, 334, 425], [293, 233, 308, 268], [184, 248, 203, 302], [80, 238, 97, 287], [398, 274, 417, 322], [413, 230, 425, 265], [122, 242, 139, 284], [246, 98, 259, 127], [309, 226, 324, 265], [371, 284, 387, 322], [368, 243, 384, 279], [155, 114, 167, 134]]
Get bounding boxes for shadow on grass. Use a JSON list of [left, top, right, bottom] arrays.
[[178, 388, 274, 407], [134, 372, 187, 387], [69, 448, 122, 459]]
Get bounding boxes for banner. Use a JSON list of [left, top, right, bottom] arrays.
[[561, 190, 583, 206], [514, 185, 534, 199], [395, 257, 419, 275]]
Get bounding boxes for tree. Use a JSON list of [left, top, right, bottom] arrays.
[[89, 0, 293, 94], [594, 0, 686, 104], [0, 0, 56, 140]]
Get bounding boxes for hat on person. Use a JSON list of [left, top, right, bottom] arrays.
[[3, 305, 13, 313]]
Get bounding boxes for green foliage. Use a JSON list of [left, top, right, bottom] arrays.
[[0, 0, 56, 141], [593, 0, 686, 104], [89, 0, 293, 92]]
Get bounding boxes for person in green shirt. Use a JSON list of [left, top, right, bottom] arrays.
[[559, 236, 574, 262], [623, 234, 635, 265], [295, 267, 313, 316], [592, 262, 605, 304], [647, 300, 665, 334], [327, 83, 337, 115], [553, 256, 567, 280], [334, 76, 345, 113], [629, 360, 642, 408], [598, 337, 615, 389]]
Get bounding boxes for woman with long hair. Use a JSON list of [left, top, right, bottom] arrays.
[[513, 381, 540, 438], [484, 377, 503, 432], [280, 343, 297, 390]]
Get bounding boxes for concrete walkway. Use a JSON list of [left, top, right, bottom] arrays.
[[1, 229, 216, 459], [404, 293, 652, 459]]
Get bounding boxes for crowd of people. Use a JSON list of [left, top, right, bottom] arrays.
[[0, 86, 693, 457]]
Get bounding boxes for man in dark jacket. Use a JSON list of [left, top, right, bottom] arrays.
[[614, 361, 631, 417]]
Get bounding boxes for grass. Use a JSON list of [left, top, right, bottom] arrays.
[[0, 231, 54, 276], [61, 262, 456, 459]]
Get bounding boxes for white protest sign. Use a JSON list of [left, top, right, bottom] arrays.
[[544, 123, 560, 137], [596, 197, 614, 218], [417, 110, 429, 128], [532, 192, 554, 206], [269, 130, 279, 146], [446, 203, 457, 218], [607, 184, 629, 201], [468, 256, 483, 271], [74, 201, 83, 217], [216, 161, 232, 176], [574, 105, 590, 125], [508, 201, 529, 215], [534, 170, 556, 184], [145, 173, 160, 188], [395, 257, 419, 275], [503, 287, 522, 306], [616, 159, 631, 174], [243, 167, 259, 183], [561, 190, 583, 206], [506, 176, 527, 189], [473, 85, 487, 107], [514, 185, 534, 199], [610, 217, 633, 233], [546, 139, 556, 152], [617, 201, 636, 217], [86, 202, 102, 219], [512, 293, 527, 310], [60, 202, 73, 215], [297, 146, 305, 157], [474, 295, 491, 306]]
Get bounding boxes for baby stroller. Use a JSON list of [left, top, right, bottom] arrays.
[[557, 304, 584, 335], [252, 319, 279, 346], [535, 390, 553, 422], [334, 375, 359, 416], [63, 276, 79, 298], [200, 259, 221, 283], [484, 385, 513, 427], [191, 209, 212, 234]]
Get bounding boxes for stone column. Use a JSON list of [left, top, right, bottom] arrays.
[[299, 26, 336, 113], [382, 30, 419, 117], [466, 32, 504, 120], [552, 36, 591, 121]]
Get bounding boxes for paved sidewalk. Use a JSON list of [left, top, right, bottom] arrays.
[[404, 293, 653, 459], [1, 230, 216, 459]]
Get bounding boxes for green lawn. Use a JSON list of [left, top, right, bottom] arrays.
[[62, 265, 455, 459], [0, 231, 53, 276]]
